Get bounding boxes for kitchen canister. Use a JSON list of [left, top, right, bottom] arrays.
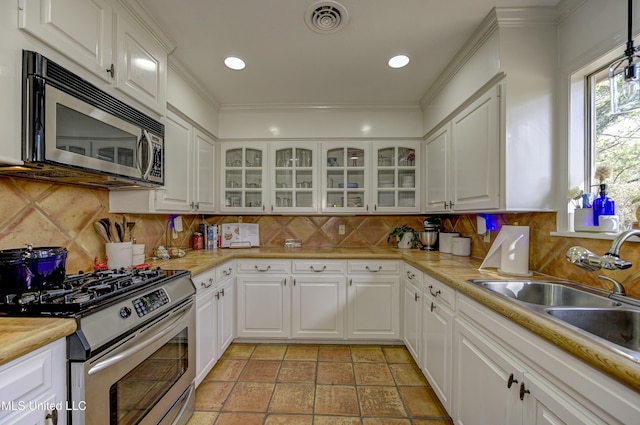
[[438, 232, 460, 253], [451, 237, 471, 256], [132, 244, 145, 266], [106, 242, 133, 269]]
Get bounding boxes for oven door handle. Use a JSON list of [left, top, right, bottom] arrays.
[[88, 303, 191, 376]]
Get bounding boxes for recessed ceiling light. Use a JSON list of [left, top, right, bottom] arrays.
[[388, 55, 410, 69], [224, 56, 246, 70]]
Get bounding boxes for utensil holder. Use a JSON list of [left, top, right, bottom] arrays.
[[106, 242, 133, 269]]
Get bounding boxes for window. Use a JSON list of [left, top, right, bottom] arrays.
[[586, 62, 640, 230]]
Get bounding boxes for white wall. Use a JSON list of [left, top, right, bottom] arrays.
[[218, 106, 423, 140]]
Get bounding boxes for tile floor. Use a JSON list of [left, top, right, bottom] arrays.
[[187, 343, 453, 425]]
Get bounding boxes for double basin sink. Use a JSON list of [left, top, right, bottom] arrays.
[[468, 279, 640, 361]]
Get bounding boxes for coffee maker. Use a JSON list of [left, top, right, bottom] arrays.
[[418, 217, 440, 251]]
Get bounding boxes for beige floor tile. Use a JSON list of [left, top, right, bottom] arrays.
[[358, 386, 407, 417], [264, 414, 314, 425], [194, 381, 233, 411], [214, 412, 264, 425], [204, 359, 247, 381], [362, 419, 411, 425], [411, 420, 454, 425], [222, 382, 274, 412], [185, 411, 218, 425], [284, 345, 319, 361], [351, 345, 386, 363], [221, 343, 256, 359], [314, 385, 360, 416], [314, 416, 362, 425], [278, 361, 316, 382], [318, 345, 352, 362], [317, 362, 355, 385], [388, 363, 428, 386], [239, 360, 281, 382], [398, 387, 449, 418], [268, 383, 315, 414], [382, 346, 413, 363], [354, 363, 395, 385], [252, 344, 287, 360]]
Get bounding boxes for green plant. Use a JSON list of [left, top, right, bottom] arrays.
[[387, 225, 418, 247]]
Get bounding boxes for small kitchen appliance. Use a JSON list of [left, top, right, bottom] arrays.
[[0, 266, 196, 425], [419, 217, 441, 251]]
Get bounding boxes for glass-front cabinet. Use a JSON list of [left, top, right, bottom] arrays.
[[270, 144, 318, 213], [372, 142, 421, 213], [219, 143, 267, 213], [321, 142, 369, 213]]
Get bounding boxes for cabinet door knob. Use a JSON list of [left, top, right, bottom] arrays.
[[215, 291, 220, 299], [519, 382, 530, 400], [414, 292, 420, 301], [443, 201, 448, 209], [283, 278, 287, 286], [448, 201, 454, 209], [430, 302, 436, 312], [106, 64, 114, 78], [349, 278, 352, 286], [221, 288, 225, 296], [45, 408, 58, 425], [507, 373, 518, 389]]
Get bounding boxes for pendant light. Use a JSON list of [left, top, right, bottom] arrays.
[[610, 0, 640, 113]]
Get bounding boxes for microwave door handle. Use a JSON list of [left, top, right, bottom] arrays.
[[137, 129, 153, 180]]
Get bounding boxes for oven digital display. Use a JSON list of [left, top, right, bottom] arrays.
[[132, 288, 170, 317]]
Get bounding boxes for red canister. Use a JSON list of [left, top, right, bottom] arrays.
[[192, 232, 204, 250]]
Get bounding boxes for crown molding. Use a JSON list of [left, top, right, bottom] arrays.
[[218, 103, 422, 113], [168, 58, 222, 111]]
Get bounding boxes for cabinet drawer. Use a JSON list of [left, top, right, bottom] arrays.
[[237, 259, 291, 274], [293, 260, 347, 274], [216, 261, 235, 281], [403, 263, 424, 285], [348, 260, 400, 274], [424, 274, 455, 310], [192, 268, 216, 294]]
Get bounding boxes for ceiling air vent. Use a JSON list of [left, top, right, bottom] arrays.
[[305, 1, 349, 34]]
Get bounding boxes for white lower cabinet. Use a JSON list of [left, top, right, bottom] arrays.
[[237, 260, 291, 338], [347, 260, 400, 339], [422, 274, 454, 413], [216, 262, 235, 353], [453, 294, 639, 425], [0, 338, 66, 425], [193, 268, 218, 387], [402, 263, 423, 362], [292, 261, 347, 339]]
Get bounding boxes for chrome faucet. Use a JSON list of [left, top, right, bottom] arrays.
[[565, 229, 640, 295]]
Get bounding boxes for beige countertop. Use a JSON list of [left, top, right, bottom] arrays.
[[151, 247, 640, 393], [0, 317, 76, 366]]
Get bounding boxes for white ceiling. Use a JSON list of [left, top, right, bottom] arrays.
[[135, 0, 561, 107]]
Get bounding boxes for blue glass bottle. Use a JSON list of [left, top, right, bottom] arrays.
[[593, 184, 615, 226]]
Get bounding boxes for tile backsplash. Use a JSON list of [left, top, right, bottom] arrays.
[[1, 176, 638, 297]]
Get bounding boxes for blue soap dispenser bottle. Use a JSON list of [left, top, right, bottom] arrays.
[[593, 183, 615, 226]]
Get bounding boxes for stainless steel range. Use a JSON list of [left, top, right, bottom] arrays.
[[0, 267, 196, 425]]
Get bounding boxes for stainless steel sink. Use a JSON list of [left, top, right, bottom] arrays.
[[469, 280, 620, 308], [547, 308, 640, 353]]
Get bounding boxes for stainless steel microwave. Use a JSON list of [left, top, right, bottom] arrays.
[[2, 50, 164, 189]]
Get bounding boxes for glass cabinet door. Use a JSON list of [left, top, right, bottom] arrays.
[[221, 144, 266, 212], [271, 145, 317, 212], [322, 143, 368, 212], [373, 143, 420, 213]]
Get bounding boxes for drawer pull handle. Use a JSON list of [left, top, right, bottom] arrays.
[[406, 271, 415, 279], [310, 265, 327, 272], [507, 373, 518, 389], [428, 285, 441, 297], [255, 265, 271, 272], [201, 278, 213, 289], [366, 265, 382, 272], [223, 267, 232, 276], [519, 382, 530, 400]]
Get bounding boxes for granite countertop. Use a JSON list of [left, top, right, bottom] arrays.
[[151, 247, 640, 393], [0, 317, 76, 366]]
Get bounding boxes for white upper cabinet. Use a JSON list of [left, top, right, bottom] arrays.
[[321, 142, 369, 213], [372, 141, 421, 213], [219, 142, 268, 213], [425, 125, 450, 212], [269, 143, 318, 213], [19, 0, 168, 115]]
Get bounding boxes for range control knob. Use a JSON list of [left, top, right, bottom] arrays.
[[119, 306, 132, 319]]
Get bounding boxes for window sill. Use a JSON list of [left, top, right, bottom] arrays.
[[551, 231, 640, 242]]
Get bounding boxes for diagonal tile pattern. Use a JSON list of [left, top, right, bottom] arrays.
[[189, 343, 453, 425]]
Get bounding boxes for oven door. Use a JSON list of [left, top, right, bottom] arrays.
[[70, 299, 195, 425], [42, 84, 161, 183]]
